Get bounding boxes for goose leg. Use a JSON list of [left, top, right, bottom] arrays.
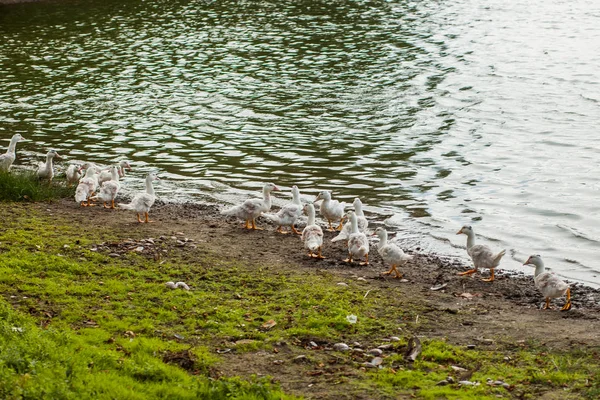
[[360, 253, 369, 266], [87, 198, 95, 207], [251, 219, 263, 230], [244, 220, 251, 229], [542, 297, 552, 310], [327, 220, 335, 232], [343, 253, 353, 263], [111, 199, 116, 209], [316, 247, 325, 259], [276, 226, 289, 234], [103, 202, 110, 209], [291, 225, 302, 235], [137, 213, 143, 223], [80, 201, 88, 207], [481, 268, 495, 282], [561, 288, 572, 311], [458, 269, 477, 276], [145, 212, 154, 223], [336, 220, 344, 231], [393, 267, 403, 279], [383, 265, 395, 276]]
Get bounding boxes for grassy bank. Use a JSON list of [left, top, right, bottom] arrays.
[[0, 202, 599, 399], [0, 170, 72, 202]]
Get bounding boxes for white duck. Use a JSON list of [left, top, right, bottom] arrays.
[[315, 190, 345, 231], [523, 255, 571, 311], [66, 164, 82, 187], [98, 160, 132, 185], [75, 166, 100, 207], [36, 150, 61, 182], [332, 198, 368, 243], [375, 227, 413, 279], [221, 183, 280, 230], [118, 173, 160, 223], [264, 185, 303, 234], [0, 134, 26, 172], [91, 165, 121, 209], [302, 203, 325, 259], [345, 210, 369, 265], [456, 225, 506, 282]]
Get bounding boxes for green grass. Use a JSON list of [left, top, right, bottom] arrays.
[[0, 203, 599, 399], [0, 170, 73, 202], [0, 301, 292, 399]]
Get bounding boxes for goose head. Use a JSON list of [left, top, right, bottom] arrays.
[[315, 190, 331, 202], [523, 254, 543, 268], [456, 225, 473, 235], [47, 149, 61, 159], [264, 182, 279, 192]]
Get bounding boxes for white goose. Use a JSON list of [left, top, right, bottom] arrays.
[[332, 198, 368, 242], [36, 150, 61, 182], [91, 165, 121, 209], [0, 134, 25, 172], [264, 185, 303, 234], [456, 225, 505, 282], [118, 173, 160, 223], [75, 166, 100, 207], [221, 183, 280, 230], [315, 190, 345, 231], [375, 227, 412, 279], [345, 210, 369, 265], [523, 255, 571, 311], [301, 203, 325, 259], [66, 164, 82, 187], [98, 160, 132, 185]]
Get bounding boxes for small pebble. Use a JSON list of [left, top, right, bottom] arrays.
[[336, 282, 348, 286], [333, 343, 350, 352], [370, 357, 383, 366], [466, 344, 476, 350], [378, 344, 393, 350], [109, 253, 120, 258], [165, 282, 177, 289], [293, 355, 307, 362], [309, 341, 318, 348], [368, 348, 383, 356], [175, 282, 190, 290], [390, 336, 401, 342], [362, 362, 377, 369]]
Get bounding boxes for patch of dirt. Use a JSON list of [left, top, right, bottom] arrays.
[[34, 199, 600, 398]]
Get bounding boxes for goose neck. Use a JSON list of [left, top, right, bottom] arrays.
[[145, 176, 155, 196], [350, 216, 359, 233], [465, 231, 476, 249], [307, 207, 315, 226]]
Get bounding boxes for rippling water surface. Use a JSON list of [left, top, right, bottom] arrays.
[[1, 0, 599, 285]]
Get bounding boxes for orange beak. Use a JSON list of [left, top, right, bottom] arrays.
[[456, 229, 463, 235]]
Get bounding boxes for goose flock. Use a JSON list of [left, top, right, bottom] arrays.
[[1, 133, 572, 311]]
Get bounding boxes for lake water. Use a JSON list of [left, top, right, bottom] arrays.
[[1, 0, 599, 285]]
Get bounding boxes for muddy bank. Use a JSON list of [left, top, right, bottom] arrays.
[[49, 198, 600, 349]]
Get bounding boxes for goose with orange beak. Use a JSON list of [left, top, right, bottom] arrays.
[[456, 225, 505, 282], [523, 254, 571, 311]]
